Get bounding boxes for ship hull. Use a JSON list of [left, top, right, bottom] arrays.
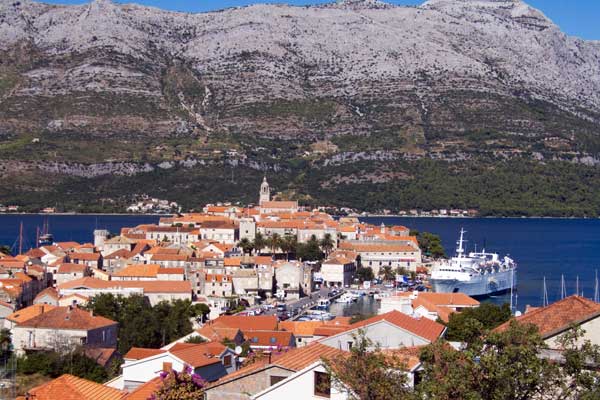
[[431, 269, 516, 298]]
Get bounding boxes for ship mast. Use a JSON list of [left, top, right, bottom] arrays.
[[456, 228, 465, 257], [576, 275, 580, 296], [560, 275, 566, 300]]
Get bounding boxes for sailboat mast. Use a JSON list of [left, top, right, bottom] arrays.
[[576, 276, 580, 296], [18, 222, 23, 255], [595, 270, 599, 303], [542, 276, 548, 307], [510, 268, 513, 312], [561, 275, 566, 300]]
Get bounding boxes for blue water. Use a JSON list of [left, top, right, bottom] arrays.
[[1, 214, 599, 311], [0, 214, 161, 251], [362, 217, 600, 311]]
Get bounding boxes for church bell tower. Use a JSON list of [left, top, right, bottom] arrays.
[[259, 176, 270, 204]]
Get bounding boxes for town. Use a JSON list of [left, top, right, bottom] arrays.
[[0, 179, 598, 399]]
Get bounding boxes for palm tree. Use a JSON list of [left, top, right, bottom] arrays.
[[280, 235, 298, 260], [238, 238, 254, 255], [380, 266, 395, 282], [267, 233, 282, 255], [320, 233, 335, 257], [253, 232, 266, 255]]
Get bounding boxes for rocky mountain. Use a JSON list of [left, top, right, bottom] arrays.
[[1, 0, 600, 215]]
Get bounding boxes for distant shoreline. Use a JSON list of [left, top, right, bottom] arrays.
[[0, 213, 172, 217], [0, 212, 597, 220]]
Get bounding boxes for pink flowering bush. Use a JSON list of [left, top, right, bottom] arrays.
[[150, 365, 207, 400]]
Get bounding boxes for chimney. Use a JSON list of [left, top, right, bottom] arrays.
[[162, 362, 173, 372]]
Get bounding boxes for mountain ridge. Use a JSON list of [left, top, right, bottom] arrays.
[[1, 0, 600, 215]]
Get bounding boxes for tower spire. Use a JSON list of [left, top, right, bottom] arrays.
[[259, 175, 270, 205]]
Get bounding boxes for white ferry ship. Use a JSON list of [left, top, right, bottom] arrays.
[[430, 229, 517, 297]]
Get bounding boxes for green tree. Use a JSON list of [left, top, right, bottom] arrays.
[[0, 245, 11, 256], [85, 294, 199, 353], [417, 231, 446, 258], [280, 235, 297, 260], [296, 235, 323, 261], [379, 266, 395, 282], [355, 266, 374, 283], [253, 232, 266, 255], [320, 233, 335, 257], [444, 303, 512, 342], [184, 336, 207, 344], [267, 233, 282, 255], [418, 321, 564, 400], [322, 331, 412, 400], [555, 325, 600, 398], [237, 238, 254, 255]]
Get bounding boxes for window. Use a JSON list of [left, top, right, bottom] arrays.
[[314, 371, 331, 398], [347, 341, 353, 350], [270, 375, 286, 386], [223, 355, 232, 367]]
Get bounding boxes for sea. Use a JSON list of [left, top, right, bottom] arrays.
[[1, 214, 600, 312]]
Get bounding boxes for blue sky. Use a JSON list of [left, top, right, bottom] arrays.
[[41, 0, 600, 40]]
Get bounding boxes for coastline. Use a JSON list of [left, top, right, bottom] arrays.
[[0, 212, 173, 217], [0, 213, 597, 220]]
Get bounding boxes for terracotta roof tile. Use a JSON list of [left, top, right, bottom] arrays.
[[339, 242, 418, 253], [243, 330, 294, 347], [26, 374, 126, 400], [350, 310, 445, 343], [7, 304, 57, 324], [17, 306, 117, 330], [84, 347, 118, 367], [124, 347, 165, 360], [57, 263, 88, 274], [495, 295, 600, 339], [123, 377, 162, 400], [209, 315, 278, 331], [274, 342, 345, 371], [69, 253, 101, 262], [113, 264, 161, 277]]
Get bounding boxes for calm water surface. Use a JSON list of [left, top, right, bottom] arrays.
[[1, 215, 599, 311]]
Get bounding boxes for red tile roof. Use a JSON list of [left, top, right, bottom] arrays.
[[16, 306, 117, 330], [58, 277, 192, 294], [274, 342, 344, 371], [495, 295, 600, 338], [350, 310, 445, 343], [209, 315, 278, 331], [84, 347, 118, 367], [25, 374, 126, 400], [124, 347, 165, 360], [69, 252, 101, 262], [7, 304, 57, 324], [57, 263, 88, 274], [244, 330, 294, 348], [123, 377, 162, 400]]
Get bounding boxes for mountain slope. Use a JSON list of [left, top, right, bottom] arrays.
[[1, 0, 600, 215]]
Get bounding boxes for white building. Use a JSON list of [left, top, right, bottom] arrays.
[[320, 256, 355, 288]]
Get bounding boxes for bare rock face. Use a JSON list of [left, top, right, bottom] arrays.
[[0, 0, 599, 173]]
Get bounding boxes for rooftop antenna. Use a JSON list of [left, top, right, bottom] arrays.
[[542, 276, 548, 307]]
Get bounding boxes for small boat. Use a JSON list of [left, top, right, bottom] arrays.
[[335, 293, 354, 303], [316, 298, 330, 310]]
